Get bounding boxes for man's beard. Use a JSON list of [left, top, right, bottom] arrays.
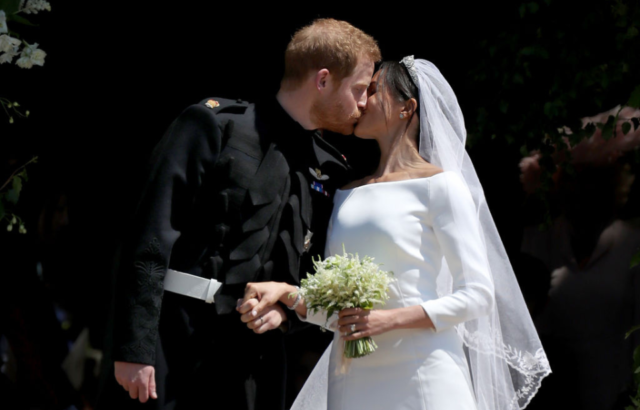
[[310, 95, 361, 135]]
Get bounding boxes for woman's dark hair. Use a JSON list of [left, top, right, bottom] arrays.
[[377, 61, 421, 135]]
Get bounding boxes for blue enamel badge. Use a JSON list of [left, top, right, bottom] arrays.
[[311, 181, 330, 197]]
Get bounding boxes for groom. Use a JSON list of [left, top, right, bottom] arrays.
[[99, 19, 380, 410]]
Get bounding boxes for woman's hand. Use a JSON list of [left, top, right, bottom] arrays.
[[237, 281, 295, 318], [338, 308, 396, 341], [238, 298, 287, 334]]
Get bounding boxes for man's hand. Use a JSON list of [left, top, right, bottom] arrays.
[[114, 361, 157, 403], [237, 298, 287, 334], [241, 281, 287, 315]]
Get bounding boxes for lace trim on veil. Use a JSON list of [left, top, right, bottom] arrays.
[[457, 325, 551, 409]]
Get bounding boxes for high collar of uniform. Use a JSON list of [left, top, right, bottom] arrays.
[[254, 95, 349, 175], [255, 96, 319, 144]]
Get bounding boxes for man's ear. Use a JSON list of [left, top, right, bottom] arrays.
[[315, 69, 331, 92]]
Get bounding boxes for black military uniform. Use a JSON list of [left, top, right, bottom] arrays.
[[98, 96, 350, 410]]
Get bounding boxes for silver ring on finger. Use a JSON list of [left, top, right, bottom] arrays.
[[259, 316, 264, 326], [350, 324, 356, 333]]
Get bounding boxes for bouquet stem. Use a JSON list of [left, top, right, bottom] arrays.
[[344, 337, 378, 358]]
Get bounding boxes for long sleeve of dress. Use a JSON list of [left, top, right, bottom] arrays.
[[421, 172, 495, 333], [113, 104, 222, 365]]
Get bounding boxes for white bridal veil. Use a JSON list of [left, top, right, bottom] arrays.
[[292, 57, 551, 410]]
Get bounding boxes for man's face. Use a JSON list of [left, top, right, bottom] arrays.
[[310, 59, 375, 135]]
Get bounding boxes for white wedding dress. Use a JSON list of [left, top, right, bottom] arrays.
[[297, 171, 495, 410]]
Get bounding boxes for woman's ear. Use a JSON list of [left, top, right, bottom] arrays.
[[400, 98, 418, 118]]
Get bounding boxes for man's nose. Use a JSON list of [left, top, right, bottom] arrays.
[[357, 93, 368, 110]]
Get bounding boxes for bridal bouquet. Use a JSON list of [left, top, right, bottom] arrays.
[[296, 246, 393, 359]]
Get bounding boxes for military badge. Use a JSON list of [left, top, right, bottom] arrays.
[[205, 100, 220, 109], [303, 229, 314, 252], [310, 181, 330, 197], [309, 167, 330, 181]]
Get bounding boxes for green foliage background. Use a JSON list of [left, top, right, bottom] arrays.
[[465, 0, 640, 228]]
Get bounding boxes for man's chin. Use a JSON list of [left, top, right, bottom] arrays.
[[324, 123, 356, 136]]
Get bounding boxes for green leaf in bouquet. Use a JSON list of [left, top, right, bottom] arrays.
[[623, 122, 632, 136], [9, 13, 37, 27]]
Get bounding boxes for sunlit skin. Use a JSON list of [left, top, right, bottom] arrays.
[[239, 68, 450, 340], [277, 58, 375, 135]]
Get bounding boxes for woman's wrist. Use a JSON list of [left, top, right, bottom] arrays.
[[278, 283, 300, 307], [387, 308, 402, 331]]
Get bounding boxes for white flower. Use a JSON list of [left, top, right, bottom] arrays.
[[20, 0, 51, 14], [16, 42, 46, 68], [0, 11, 8, 34], [0, 35, 20, 53], [0, 37, 21, 65]]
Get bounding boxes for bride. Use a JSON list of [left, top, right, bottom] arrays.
[[237, 57, 551, 410]]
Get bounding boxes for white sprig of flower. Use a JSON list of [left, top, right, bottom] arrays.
[[0, 34, 21, 64], [16, 42, 46, 68], [0, 11, 8, 34], [297, 246, 393, 358], [0, 34, 20, 53], [19, 0, 52, 14], [299, 246, 393, 322]]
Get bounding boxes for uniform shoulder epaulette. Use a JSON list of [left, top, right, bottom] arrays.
[[198, 97, 250, 115]]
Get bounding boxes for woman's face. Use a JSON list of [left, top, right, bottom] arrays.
[[354, 69, 405, 140]]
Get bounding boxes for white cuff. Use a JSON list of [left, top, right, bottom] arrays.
[[421, 300, 445, 333], [297, 308, 339, 332]]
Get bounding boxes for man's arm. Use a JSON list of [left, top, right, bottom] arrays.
[[113, 103, 223, 402]]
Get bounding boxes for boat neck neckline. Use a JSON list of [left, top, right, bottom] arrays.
[[337, 171, 450, 193]]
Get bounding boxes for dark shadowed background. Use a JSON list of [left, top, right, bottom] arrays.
[[2, 1, 640, 409]]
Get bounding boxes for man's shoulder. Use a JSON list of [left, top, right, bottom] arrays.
[[195, 97, 251, 115]]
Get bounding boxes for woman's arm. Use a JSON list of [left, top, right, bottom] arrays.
[[338, 305, 434, 341], [420, 172, 495, 332], [340, 172, 495, 340]]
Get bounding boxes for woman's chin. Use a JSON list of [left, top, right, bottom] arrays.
[[353, 124, 369, 139]]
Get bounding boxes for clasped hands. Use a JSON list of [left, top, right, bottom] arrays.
[[237, 281, 394, 340]]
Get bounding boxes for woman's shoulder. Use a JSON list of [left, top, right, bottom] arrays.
[[414, 165, 446, 180], [339, 165, 446, 190], [429, 170, 475, 211], [340, 176, 372, 191]]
